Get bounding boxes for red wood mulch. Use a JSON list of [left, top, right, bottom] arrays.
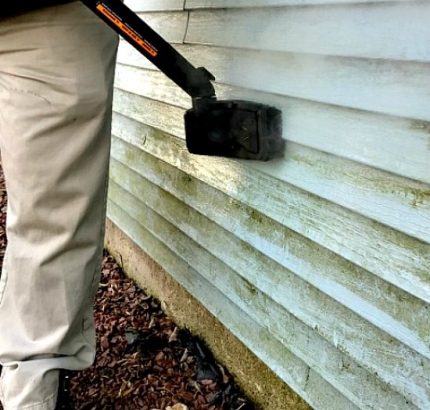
[[0, 160, 253, 410]]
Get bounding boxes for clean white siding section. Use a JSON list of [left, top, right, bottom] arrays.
[[186, 0, 415, 7], [185, 3, 430, 61], [109, 1, 430, 409]]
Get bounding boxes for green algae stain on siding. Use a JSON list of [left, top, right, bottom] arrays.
[[111, 157, 430, 368], [110, 136, 430, 332], [289, 148, 430, 211], [239, 275, 259, 298], [247, 208, 266, 226], [110, 117, 430, 407], [408, 189, 430, 208], [409, 119, 430, 133]]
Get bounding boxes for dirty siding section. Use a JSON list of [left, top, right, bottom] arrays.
[[107, 0, 430, 409]]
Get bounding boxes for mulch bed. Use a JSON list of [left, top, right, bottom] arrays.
[[0, 160, 254, 410]]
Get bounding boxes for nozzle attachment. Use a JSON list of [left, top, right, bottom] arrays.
[[185, 99, 284, 161]]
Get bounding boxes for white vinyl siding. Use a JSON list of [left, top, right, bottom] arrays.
[[108, 1, 430, 409]]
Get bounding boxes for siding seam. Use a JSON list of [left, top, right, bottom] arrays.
[[183, 8, 191, 43]]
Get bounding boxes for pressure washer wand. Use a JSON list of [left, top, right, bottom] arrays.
[[81, 0, 285, 161], [81, 0, 216, 102]]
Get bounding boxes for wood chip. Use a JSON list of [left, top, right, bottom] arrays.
[[166, 404, 189, 410]]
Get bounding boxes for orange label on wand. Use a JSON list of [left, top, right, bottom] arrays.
[[96, 3, 158, 57]]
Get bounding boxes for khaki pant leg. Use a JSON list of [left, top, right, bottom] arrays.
[[0, 3, 118, 409]]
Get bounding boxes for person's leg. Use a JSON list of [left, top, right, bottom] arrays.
[[0, 3, 118, 409]]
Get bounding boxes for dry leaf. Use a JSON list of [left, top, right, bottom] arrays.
[[166, 404, 189, 410]]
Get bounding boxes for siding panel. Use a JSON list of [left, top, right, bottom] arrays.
[[107, 180, 418, 410], [115, 65, 430, 245], [133, 11, 188, 43], [125, 0, 184, 11], [118, 35, 430, 122], [185, 4, 430, 61], [109, 1, 430, 409], [111, 91, 430, 286], [186, 0, 414, 7], [107, 199, 359, 410], [116, 51, 430, 184], [110, 133, 430, 409], [111, 112, 430, 310]]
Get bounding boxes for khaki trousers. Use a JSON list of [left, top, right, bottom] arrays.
[[0, 3, 118, 409]]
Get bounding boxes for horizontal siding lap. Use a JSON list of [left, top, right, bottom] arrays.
[[115, 40, 430, 122], [109, 129, 430, 363], [112, 84, 430, 247], [119, 42, 430, 122], [107, 174, 423, 410], [125, 0, 184, 11], [113, 89, 430, 247], [110, 128, 430, 342], [109, 112, 430, 407], [115, 65, 189, 108], [185, 0, 414, 8], [114, 115, 430, 318], [107, 200, 359, 410], [113, 89, 185, 138], [111, 111, 430, 347], [109, 144, 427, 356], [253, 145, 430, 244], [130, 11, 188, 43], [115, 54, 430, 184], [115, 2, 430, 410], [185, 4, 430, 62]]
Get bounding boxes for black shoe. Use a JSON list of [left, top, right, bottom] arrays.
[[55, 370, 72, 410]]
